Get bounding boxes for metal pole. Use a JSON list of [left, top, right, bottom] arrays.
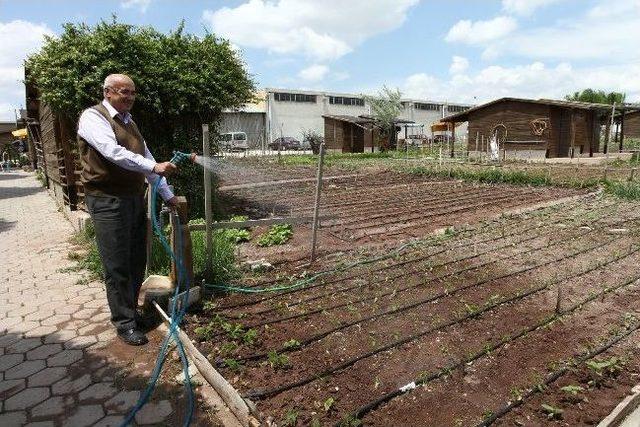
[[310, 143, 325, 262], [202, 124, 213, 278]]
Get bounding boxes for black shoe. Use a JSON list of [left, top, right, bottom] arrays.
[[117, 328, 149, 346]]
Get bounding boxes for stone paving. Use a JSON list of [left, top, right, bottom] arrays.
[[0, 172, 213, 426]]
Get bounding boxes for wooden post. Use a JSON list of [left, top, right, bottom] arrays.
[[620, 111, 625, 152], [310, 143, 325, 262], [170, 197, 194, 286], [145, 187, 153, 278], [629, 168, 636, 181], [570, 109, 576, 161], [605, 103, 616, 159], [475, 132, 479, 159], [450, 123, 455, 158], [202, 124, 213, 279]]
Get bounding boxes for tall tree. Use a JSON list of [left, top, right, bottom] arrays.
[[363, 86, 403, 151], [26, 18, 255, 218], [565, 89, 626, 105]]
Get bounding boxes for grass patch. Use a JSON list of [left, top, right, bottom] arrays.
[[407, 165, 553, 187], [603, 180, 640, 200]]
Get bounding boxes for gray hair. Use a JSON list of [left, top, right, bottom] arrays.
[[103, 74, 134, 89]]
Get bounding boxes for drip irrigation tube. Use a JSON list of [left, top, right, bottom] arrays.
[[237, 241, 640, 365], [342, 271, 640, 425], [247, 243, 639, 400], [215, 199, 612, 310]]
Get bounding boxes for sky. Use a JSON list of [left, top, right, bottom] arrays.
[[1, 0, 639, 121]]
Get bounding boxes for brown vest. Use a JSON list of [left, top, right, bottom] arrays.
[[78, 103, 147, 197]]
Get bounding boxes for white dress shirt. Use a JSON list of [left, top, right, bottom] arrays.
[[77, 100, 175, 201]]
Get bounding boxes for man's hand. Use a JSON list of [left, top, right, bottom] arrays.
[[153, 162, 177, 176]]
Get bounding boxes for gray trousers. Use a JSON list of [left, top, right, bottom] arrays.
[[86, 194, 146, 331]]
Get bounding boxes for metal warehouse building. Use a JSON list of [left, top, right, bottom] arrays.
[[219, 89, 472, 150]]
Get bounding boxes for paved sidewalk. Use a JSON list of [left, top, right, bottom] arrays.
[[0, 172, 211, 426]]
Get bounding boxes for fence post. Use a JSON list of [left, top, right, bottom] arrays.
[[170, 196, 194, 287], [202, 124, 213, 278], [630, 168, 636, 182], [310, 143, 325, 262]]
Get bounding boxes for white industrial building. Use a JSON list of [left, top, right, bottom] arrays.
[[219, 88, 472, 149]]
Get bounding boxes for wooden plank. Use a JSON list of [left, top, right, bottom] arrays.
[[188, 215, 337, 231], [152, 302, 259, 427]]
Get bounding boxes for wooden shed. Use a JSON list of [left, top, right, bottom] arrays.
[[441, 97, 629, 158], [323, 115, 379, 153], [625, 110, 640, 140]]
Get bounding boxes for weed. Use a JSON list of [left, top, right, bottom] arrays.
[[257, 224, 293, 247], [482, 409, 494, 420], [541, 403, 564, 419]]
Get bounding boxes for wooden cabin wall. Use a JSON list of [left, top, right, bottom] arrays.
[[626, 112, 640, 139], [324, 118, 343, 150], [467, 100, 550, 153]]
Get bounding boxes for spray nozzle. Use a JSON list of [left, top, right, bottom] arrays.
[[170, 150, 197, 165]]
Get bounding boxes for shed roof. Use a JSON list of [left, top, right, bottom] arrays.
[[441, 97, 639, 122]]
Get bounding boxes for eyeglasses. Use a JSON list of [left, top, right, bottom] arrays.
[[107, 87, 137, 96]]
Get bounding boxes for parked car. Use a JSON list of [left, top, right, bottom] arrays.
[[219, 132, 248, 151], [269, 137, 301, 151]]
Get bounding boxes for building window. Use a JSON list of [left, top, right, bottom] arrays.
[[447, 105, 469, 113], [414, 102, 441, 111], [274, 92, 316, 103], [329, 96, 364, 106]]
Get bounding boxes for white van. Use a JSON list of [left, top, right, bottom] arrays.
[[220, 132, 248, 151]]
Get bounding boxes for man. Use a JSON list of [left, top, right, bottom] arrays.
[[77, 73, 177, 345]]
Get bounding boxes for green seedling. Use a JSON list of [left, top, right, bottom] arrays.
[[223, 358, 242, 372], [587, 357, 623, 377], [257, 224, 293, 247], [281, 409, 298, 427], [194, 324, 215, 341], [323, 397, 335, 412], [267, 350, 290, 369], [242, 328, 258, 345], [541, 403, 564, 419], [283, 339, 301, 350]]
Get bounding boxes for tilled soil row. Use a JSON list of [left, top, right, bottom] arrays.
[[186, 199, 640, 425], [216, 196, 615, 302], [200, 204, 637, 347]]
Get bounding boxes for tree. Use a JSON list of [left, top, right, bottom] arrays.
[[565, 89, 626, 105], [363, 86, 403, 151], [26, 18, 255, 218]]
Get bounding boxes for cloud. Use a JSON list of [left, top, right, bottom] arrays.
[[298, 64, 329, 82], [445, 16, 518, 45], [449, 56, 469, 74], [120, 0, 151, 13], [402, 61, 640, 106], [0, 20, 54, 121], [501, 0, 563, 16], [448, 0, 640, 62], [202, 0, 419, 61]]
